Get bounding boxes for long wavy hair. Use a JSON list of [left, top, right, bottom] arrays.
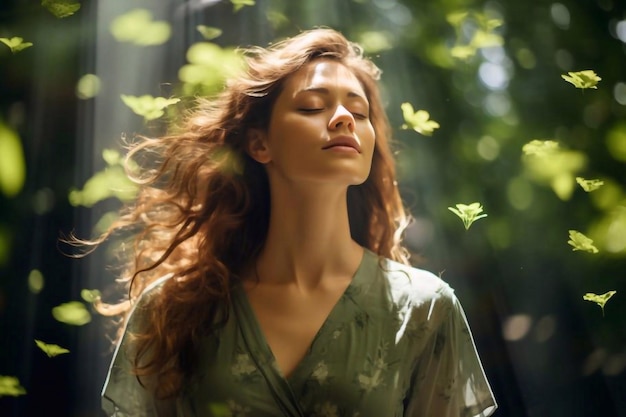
[[82, 28, 410, 399]]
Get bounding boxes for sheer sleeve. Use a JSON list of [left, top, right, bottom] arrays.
[[405, 291, 497, 417], [101, 278, 177, 417]]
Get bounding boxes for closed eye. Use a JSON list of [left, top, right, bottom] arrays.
[[352, 112, 368, 120], [298, 108, 324, 113]]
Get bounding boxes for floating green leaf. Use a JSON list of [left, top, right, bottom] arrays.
[[81, 289, 101, 303], [68, 166, 137, 207], [448, 202, 488, 230], [0, 37, 33, 53], [0, 376, 26, 397], [52, 301, 91, 326], [0, 120, 26, 197], [231, 0, 255, 12], [561, 70, 601, 89], [69, 149, 137, 207], [450, 45, 475, 60], [110, 9, 171, 46], [522, 139, 560, 157], [400, 103, 440, 136], [583, 291, 616, 316], [196, 25, 222, 40], [35, 339, 70, 357], [179, 42, 243, 95], [41, 0, 80, 18], [568, 230, 599, 253], [358, 31, 393, 53], [120, 95, 180, 121], [576, 177, 604, 192]]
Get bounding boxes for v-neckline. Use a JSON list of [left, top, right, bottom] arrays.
[[235, 248, 372, 382]]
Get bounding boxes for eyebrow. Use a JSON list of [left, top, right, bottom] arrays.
[[296, 86, 366, 101]]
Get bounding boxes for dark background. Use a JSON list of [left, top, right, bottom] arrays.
[[1, 0, 625, 416]]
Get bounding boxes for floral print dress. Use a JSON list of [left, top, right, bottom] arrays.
[[102, 249, 497, 417]]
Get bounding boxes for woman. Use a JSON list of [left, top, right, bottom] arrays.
[[97, 28, 497, 416]]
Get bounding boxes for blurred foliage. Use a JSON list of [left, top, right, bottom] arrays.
[[27, 269, 44, 294], [51, 301, 91, 326], [0, 376, 26, 397], [110, 9, 171, 46], [196, 25, 223, 41], [120, 94, 180, 121], [0, 120, 26, 197], [178, 42, 244, 96], [68, 149, 137, 207], [76, 74, 101, 100], [80, 289, 101, 303], [230, 0, 256, 13]]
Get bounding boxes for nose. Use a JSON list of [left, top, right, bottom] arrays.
[[328, 105, 355, 132]]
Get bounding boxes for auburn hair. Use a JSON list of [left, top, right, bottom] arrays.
[[82, 28, 410, 399]]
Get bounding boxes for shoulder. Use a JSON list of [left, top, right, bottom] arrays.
[[125, 273, 174, 331], [374, 255, 457, 313]]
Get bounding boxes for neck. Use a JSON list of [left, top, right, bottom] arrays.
[[255, 183, 363, 289]]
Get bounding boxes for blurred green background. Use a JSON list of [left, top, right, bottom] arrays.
[[1, 0, 625, 416]]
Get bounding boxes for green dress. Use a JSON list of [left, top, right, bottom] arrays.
[[102, 249, 497, 417]]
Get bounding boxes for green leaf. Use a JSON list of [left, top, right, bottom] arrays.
[[446, 11, 468, 27], [231, 0, 255, 12], [561, 70, 601, 89], [0, 37, 33, 53], [568, 230, 599, 253], [522, 139, 560, 157], [76, 74, 101, 99], [28, 269, 45, 294], [35, 339, 70, 357], [576, 177, 604, 192], [110, 9, 171, 46], [52, 301, 91, 326], [400, 103, 440, 136], [102, 149, 122, 166], [208, 403, 232, 417], [583, 291, 616, 316], [357, 31, 393, 53], [68, 165, 137, 207], [41, 0, 80, 18], [448, 202, 488, 230], [196, 25, 222, 40], [69, 149, 137, 207], [0, 376, 26, 397], [0, 121, 26, 197], [80, 289, 101, 303], [450, 45, 476, 60], [179, 42, 243, 95], [120, 94, 180, 121]]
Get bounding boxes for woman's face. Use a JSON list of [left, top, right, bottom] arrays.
[[252, 59, 376, 187]]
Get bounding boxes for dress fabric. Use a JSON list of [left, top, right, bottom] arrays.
[[102, 249, 497, 417]]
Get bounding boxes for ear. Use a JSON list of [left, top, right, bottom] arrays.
[[246, 128, 271, 164]]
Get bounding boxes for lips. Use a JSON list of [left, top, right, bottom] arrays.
[[322, 135, 361, 153]]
